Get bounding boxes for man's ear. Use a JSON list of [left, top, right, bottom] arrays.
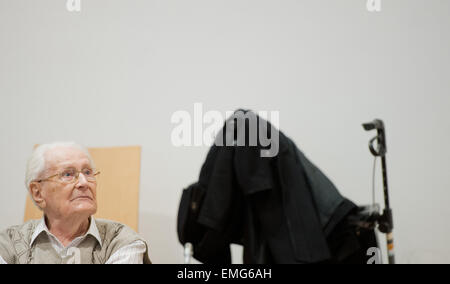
[[29, 182, 46, 210]]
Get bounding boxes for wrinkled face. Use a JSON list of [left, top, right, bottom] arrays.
[[32, 146, 97, 219]]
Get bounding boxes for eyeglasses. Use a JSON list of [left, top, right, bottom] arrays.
[[37, 167, 100, 184]]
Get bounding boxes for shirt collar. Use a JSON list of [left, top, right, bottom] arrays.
[[30, 216, 102, 248]]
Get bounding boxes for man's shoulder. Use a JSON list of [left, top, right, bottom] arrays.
[[93, 218, 142, 244], [0, 219, 40, 264], [0, 219, 40, 241], [93, 218, 151, 264]]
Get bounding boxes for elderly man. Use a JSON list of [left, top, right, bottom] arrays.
[[0, 142, 151, 264]]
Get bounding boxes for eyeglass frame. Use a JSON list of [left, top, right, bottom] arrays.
[[35, 167, 101, 184]]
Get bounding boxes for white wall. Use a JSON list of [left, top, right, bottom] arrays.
[[1, 0, 449, 264]]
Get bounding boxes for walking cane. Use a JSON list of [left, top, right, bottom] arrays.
[[363, 119, 395, 264]]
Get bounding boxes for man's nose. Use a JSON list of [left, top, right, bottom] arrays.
[[76, 173, 89, 188]]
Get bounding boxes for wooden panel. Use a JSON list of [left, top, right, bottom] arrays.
[[24, 195, 43, 221], [24, 146, 142, 232]]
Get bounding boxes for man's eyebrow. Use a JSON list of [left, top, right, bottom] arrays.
[[52, 161, 92, 169], [54, 163, 76, 168]]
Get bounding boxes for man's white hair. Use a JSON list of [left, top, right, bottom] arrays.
[[25, 142, 95, 191]]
